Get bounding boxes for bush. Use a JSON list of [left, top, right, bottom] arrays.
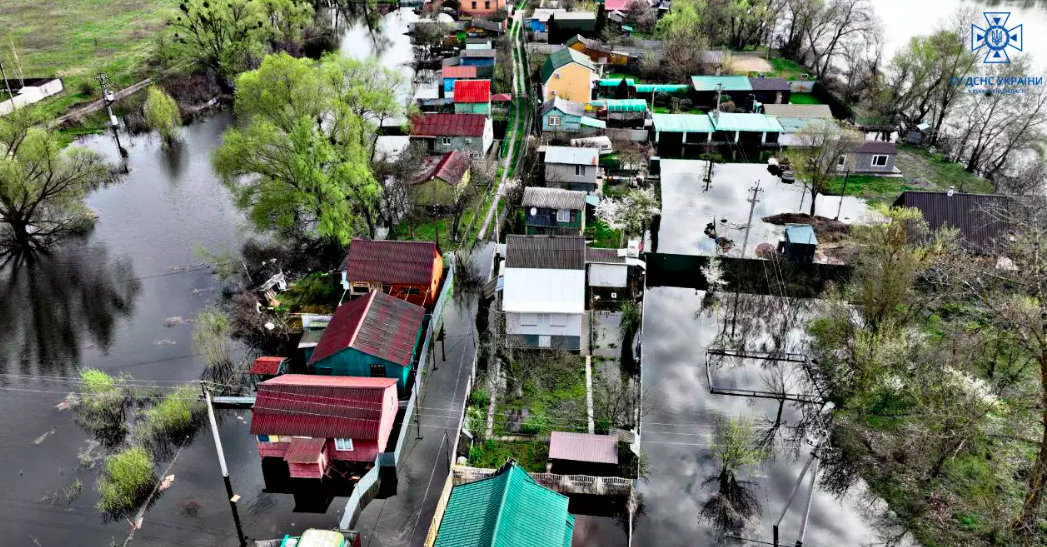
[[469, 388, 490, 409], [143, 86, 182, 145], [137, 385, 205, 443], [76, 369, 128, 443], [96, 447, 155, 515]]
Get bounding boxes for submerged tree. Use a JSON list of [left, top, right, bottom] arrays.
[[700, 415, 767, 537], [785, 119, 860, 217], [166, 0, 314, 92], [143, 86, 182, 146], [0, 108, 112, 250]]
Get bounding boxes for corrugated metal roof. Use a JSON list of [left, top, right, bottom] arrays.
[[251, 356, 287, 375], [710, 112, 784, 133], [633, 84, 690, 93], [541, 48, 596, 82], [309, 291, 425, 368], [762, 104, 832, 119], [775, 117, 823, 134], [542, 97, 587, 118], [652, 113, 715, 133], [893, 191, 1014, 253], [597, 78, 635, 87], [586, 247, 625, 264], [502, 268, 585, 313], [418, 150, 471, 185], [853, 141, 897, 154], [549, 431, 619, 464], [250, 375, 397, 439], [460, 48, 497, 58], [579, 116, 606, 128], [691, 75, 752, 92], [505, 235, 587, 269], [522, 187, 587, 210], [411, 113, 488, 137], [434, 463, 575, 547], [284, 437, 327, 463], [544, 145, 599, 166], [596, 99, 648, 112], [443, 65, 478, 79], [785, 225, 818, 245], [454, 80, 491, 103], [345, 239, 439, 285]]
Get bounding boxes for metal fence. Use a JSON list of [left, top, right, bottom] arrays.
[[340, 256, 456, 530]]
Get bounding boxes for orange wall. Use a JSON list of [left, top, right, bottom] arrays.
[[460, 0, 504, 16]]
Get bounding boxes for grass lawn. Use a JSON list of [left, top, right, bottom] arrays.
[[585, 218, 623, 248], [895, 144, 995, 194], [0, 0, 180, 113], [822, 175, 919, 198], [493, 352, 588, 437], [789, 93, 823, 105], [467, 439, 549, 473], [767, 56, 811, 80], [275, 272, 342, 314]]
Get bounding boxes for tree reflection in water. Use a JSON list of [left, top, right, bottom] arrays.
[[699, 415, 766, 542], [0, 242, 140, 375]]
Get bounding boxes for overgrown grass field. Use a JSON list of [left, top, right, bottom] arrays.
[[0, 0, 180, 113]]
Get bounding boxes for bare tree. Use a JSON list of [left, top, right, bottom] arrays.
[[800, 0, 879, 80], [785, 119, 861, 217]]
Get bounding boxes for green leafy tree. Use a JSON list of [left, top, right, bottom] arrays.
[[785, 119, 861, 217], [321, 54, 410, 160], [0, 109, 111, 250], [167, 0, 314, 92], [143, 87, 182, 146], [214, 53, 380, 243]]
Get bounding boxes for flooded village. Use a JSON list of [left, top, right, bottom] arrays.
[[3, 0, 1047, 547]]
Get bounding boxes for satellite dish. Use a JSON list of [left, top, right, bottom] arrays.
[[530, 207, 537, 216]]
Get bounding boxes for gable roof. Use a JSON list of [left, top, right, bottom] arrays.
[[443, 65, 478, 80], [309, 290, 426, 367], [505, 235, 587, 269], [522, 187, 587, 210], [853, 140, 897, 155], [893, 191, 1014, 253], [434, 463, 574, 547], [543, 145, 599, 166], [468, 19, 505, 32], [454, 80, 492, 103], [541, 48, 596, 82], [565, 34, 611, 55], [652, 113, 715, 133], [541, 96, 587, 118], [250, 356, 288, 375], [748, 76, 790, 91], [761, 104, 832, 119], [419, 151, 471, 186], [460, 48, 497, 58], [549, 432, 619, 464], [710, 112, 784, 133], [250, 375, 398, 439], [344, 239, 439, 285], [411, 113, 488, 137]]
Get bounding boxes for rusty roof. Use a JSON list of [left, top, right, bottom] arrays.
[[250, 375, 398, 439], [250, 356, 287, 375], [411, 113, 488, 137], [344, 238, 439, 285], [549, 431, 618, 464], [505, 235, 586, 270], [283, 437, 327, 463], [309, 291, 426, 368]]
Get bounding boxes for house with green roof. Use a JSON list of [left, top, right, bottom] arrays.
[[431, 462, 575, 547], [541, 48, 598, 104], [652, 111, 783, 157]]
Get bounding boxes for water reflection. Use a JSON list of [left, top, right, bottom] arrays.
[[0, 243, 140, 376]]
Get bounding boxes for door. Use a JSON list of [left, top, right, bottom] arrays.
[[538, 335, 552, 348]]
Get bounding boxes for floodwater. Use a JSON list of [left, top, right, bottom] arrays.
[[634, 289, 912, 546]]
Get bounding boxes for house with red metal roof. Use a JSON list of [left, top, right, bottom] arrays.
[[453, 80, 492, 115], [250, 375, 399, 479], [250, 356, 289, 381], [412, 151, 473, 209], [340, 239, 444, 307], [410, 113, 493, 157], [442, 65, 478, 98], [308, 290, 426, 392]]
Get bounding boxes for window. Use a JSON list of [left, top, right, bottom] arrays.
[[550, 314, 567, 327], [538, 335, 552, 348], [370, 364, 386, 377], [257, 434, 270, 443], [575, 165, 584, 176], [556, 209, 571, 222], [520, 313, 538, 326], [402, 287, 421, 295], [554, 73, 561, 79], [538, 313, 551, 325], [485, 1, 490, 7], [837, 155, 846, 167], [441, 137, 452, 146], [472, 1, 477, 7], [334, 438, 354, 451], [871, 154, 889, 167], [548, 115, 561, 127]]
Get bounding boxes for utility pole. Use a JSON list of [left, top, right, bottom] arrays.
[[715, 83, 723, 113], [0, 57, 15, 106], [835, 169, 850, 220], [96, 72, 128, 159], [740, 179, 763, 258], [205, 390, 247, 547]]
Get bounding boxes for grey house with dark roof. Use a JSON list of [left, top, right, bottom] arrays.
[[839, 141, 898, 174], [523, 187, 587, 235]]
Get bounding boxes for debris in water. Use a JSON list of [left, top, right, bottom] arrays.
[[32, 428, 56, 445], [155, 339, 177, 346], [159, 474, 176, 491], [55, 392, 78, 411], [164, 316, 192, 327]]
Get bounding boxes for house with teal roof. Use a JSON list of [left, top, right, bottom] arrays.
[[432, 462, 575, 547]]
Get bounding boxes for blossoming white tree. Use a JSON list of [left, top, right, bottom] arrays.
[[594, 187, 660, 246]]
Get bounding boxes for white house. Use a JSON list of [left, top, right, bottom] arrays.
[[0, 78, 65, 116], [501, 235, 587, 351]]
